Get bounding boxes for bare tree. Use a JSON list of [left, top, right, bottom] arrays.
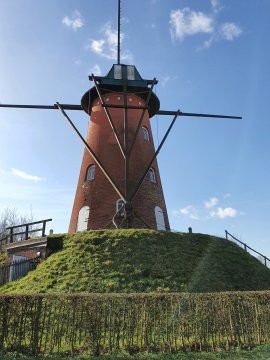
[[0, 207, 36, 243]]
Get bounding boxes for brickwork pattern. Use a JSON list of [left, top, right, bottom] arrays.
[[7, 247, 46, 264], [69, 93, 170, 231]]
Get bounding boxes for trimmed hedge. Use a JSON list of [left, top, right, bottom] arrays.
[[0, 292, 270, 355]]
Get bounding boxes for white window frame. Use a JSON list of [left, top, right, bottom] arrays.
[[148, 168, 156, 183], [116, 199, 125, 215], [142, 127, 150, 141], [86, 165, 95, 181], [127, 65, 135, 80], [114, 64, 122, 79]]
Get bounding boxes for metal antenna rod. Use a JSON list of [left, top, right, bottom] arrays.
[[117, 0, 121, 64]]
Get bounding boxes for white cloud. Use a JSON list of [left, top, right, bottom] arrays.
[[204, 196, 219, 209], [211, 0, 222, 13], [210, 207, 237, 219], [88, 22, 132, 61], [170, 8, 214, 41], [90, 64, 102, 76], [220, 22, 242, 40], [173, 206, 199, 220], [200, 22, 242, 49], [170, 2, 242, 48], [11, 168, 44, 182], [62, 10, 84, 31], [90, 39, 105, 55]]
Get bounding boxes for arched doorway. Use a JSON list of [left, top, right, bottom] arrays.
[[76, 206, 90, 231], [155, 206, 166, 230]]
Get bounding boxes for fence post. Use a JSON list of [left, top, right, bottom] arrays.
[[9, 228, 13, 243], [25, 224, 29, 240], [244, 244, 247, 251], [225, 230, 228, 240], [42, 221, 46, 237], [264, 256, 267, 267]]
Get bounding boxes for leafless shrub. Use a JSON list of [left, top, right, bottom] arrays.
[[0, 207, 36, 243]]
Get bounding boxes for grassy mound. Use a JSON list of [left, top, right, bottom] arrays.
[[2, 229, 270, 293]]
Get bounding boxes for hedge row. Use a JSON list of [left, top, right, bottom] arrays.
[[0, 292, 270, 355]]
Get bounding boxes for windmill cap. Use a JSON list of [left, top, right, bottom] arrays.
[[81, 64, 160, 118]]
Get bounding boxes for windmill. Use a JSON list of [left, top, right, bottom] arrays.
[[0, 1, 241, 232]]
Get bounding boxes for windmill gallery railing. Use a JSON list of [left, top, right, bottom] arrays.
[[225, 230, 270, 268], [0, 218, 52, 246]]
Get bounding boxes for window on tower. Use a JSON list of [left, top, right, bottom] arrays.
[[86, 165, 95, 181], [127, 65, 135, 80], [114, 64, 122, 79], [116, 199, 125, 216], [142, 127, 150, 141], [148, 168, 156, 183]]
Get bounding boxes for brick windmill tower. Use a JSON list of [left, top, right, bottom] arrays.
[[0, 1, 241, 232], [68, 64, 170, 231]]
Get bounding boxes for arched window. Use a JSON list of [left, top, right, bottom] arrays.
[[76, 206, 90, 232], [142, 127, 150, 141], [155, 206, 166, 230], [148, 168, 156, 183], [116, 199, 125, 215], [86, 165, 95, 181]]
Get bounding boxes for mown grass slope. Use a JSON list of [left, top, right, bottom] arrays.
[[2, 229, 270, 293]]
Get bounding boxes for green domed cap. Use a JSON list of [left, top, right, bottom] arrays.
[[81, 64, 160, 118]]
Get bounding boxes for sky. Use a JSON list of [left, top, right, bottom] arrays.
[[1, 0, 270, 257]]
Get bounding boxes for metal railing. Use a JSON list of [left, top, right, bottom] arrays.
[[0, 257, 39, 286], [225, 230, 270, 268], [0, 218, 52, 246]]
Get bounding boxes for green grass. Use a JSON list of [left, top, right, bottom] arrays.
[[2, 345, 270, 359], [2, 229, 270, 293], [0, 250, 7, 265]]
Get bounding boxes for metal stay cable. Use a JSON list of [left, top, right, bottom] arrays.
[[56, 102, 126, 201], [129, 111, 180, 204], [91, 74, 125, 158]]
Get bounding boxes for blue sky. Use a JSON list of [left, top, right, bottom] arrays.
[[1, 0, 270, 257]]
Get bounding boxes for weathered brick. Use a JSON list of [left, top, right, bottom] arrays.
[[69, 93, 170, 231]]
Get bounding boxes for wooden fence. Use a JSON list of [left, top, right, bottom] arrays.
[[0, 219, 52, 245], [0, 257, 38, 286]]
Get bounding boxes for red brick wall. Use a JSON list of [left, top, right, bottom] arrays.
[[69, 93, 170, 231], [7, 247, 46, 264]]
